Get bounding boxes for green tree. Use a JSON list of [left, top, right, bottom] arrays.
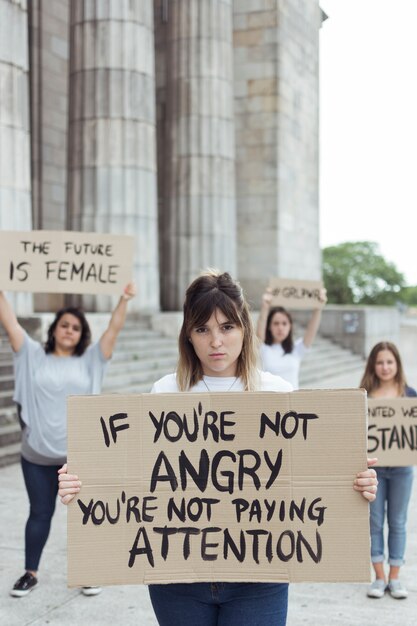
[[322, 241, 406, 305], [398, 285, 417, 306]]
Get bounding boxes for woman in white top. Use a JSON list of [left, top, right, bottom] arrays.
[[256, 287, 327, 389], [58, 270, 376, 626], [0, 284, 135, 598]]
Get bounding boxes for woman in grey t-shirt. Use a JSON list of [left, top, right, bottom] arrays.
[[0, 284, 136, 598]]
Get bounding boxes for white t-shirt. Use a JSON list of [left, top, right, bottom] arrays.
[[260, 338, 307, 389], [151, 370, 293, 394]]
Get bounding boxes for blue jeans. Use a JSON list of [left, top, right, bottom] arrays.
[[370, 466, 414, 566], [149, 582, 288, 626], [21, 456, 61, 571]]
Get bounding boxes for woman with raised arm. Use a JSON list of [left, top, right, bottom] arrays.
[[58, 270, 376, 626], [256, 287, 327, 389], [360, 341, 415, 601], [0, 283, 136, 598]]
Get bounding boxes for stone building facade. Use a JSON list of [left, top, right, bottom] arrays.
[[0, 0, 324, 314]]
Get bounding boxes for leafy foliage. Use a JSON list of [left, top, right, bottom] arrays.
[[322, 241, 406, 305], [398, 286, 417, 306]]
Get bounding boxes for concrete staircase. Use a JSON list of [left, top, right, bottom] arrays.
[[0, 330, 20, 467], [102, 320, 178, 394], [0, 319, 366, 467], [299, 331, 365, 389]]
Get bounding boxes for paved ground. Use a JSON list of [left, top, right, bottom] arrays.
[[1, 325, 417, 625]]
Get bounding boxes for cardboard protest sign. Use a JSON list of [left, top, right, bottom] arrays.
[[0, 230, 133, 295], [67, 389, 371, 586], [368, 397, 417, 466], [268, 278, 324, 310]]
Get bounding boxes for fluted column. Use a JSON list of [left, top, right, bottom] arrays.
[[0, 0, 32, 314], [67, 0, 159, 312], [161, 0, 236, 310]]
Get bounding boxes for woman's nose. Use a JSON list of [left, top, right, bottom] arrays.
[[210, 332, 222, 347]]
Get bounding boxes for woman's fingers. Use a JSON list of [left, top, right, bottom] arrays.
[[60, 493, 76, 505], [58, 463, 68, 474], [58, 473, 80, 482], [353, 467, 378, 502], [355, 488, 377, 502], [122, 281, 137, 300], [58, 470, 81, 505]]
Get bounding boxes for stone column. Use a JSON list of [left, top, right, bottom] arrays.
[[0, 0, 33, 314], [67, 0, 159, 312], [234, 0, 322, 305], [160, 0, 236, 310]]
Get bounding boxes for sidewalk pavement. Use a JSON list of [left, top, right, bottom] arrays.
[[1, 333, 417, 625]]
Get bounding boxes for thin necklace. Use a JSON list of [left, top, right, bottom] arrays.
[[202, 376, 239, 392]]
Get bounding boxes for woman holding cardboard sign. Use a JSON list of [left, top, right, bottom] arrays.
[[0, 283, 136, 598], [360, 341, 416, 601], [256, 286, 327, 389], [58, 270, 377, 626]]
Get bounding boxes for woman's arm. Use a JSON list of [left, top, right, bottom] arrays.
[[256, 289, 273, 342], [99, 282, 137, 360], [303, 288, 327, 348], [353, 457, 378, 502], [0, 291, 25, 352], [58, 463, 81, 504]]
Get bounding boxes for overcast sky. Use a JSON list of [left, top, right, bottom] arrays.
[[319, 0, 417, 285]]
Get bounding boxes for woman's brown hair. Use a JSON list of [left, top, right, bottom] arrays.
[[360, 341, 407, 395], [176, 270, 259, 391], [265, 306, 294, 353], [45, 307, 91, 356]]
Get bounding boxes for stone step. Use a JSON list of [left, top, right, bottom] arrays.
[[0, 406, 17, 427], [0, 375, 14, 391], [0, 363, 13, 376], [114, 326, 168, 340], [111, 344, 178, 363], [107, 355, 178, 376], [0, 422, 21, 447], [0, 351, 13, 363], [103, 365, 176, 392], [300, 361, 364, 387], [104, 381, 159, 395], [0, 389, 14, 409], [0, 442, 21, 468], [300, 353, 363, 375], [111, 336, 177, 352]]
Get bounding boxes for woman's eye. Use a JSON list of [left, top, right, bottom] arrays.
[[195, 327, 207, 333], [222, 324, 234, 331]]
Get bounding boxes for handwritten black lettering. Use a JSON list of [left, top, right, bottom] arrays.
[[259, 411, 319, 440], [9, 261, 30, 282]]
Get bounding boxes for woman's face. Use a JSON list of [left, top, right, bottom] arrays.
[[53, 313, 82, 354], [189, 308, 244, 377], [269, 312, 291, 344], [374, 349, 398, 383]]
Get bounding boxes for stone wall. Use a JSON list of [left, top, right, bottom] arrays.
[[294, 305, 401, 358]]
